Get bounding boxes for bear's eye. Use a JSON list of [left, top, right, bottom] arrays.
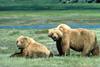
[[20, 40, 24, 43]]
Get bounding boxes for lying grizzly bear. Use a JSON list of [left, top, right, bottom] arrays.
[[10, 35, 53, 58], [48, 24, 99, 56]]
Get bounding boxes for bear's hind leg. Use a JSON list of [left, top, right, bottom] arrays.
[[82, 45, 91, 56], [91, 45, 99, 56]]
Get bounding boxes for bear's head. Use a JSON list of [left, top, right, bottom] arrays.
[[48, 28, 63, 41], [16, 35, 35, 49]]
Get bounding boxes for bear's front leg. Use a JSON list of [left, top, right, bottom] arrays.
[[62, 40, 70, 56], [56, 40, 63, 56], [10, 52, 23, 57], [10, 49, 24, 57], [62, 44, 70, 56]]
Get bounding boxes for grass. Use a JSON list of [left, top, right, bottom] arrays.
[[0, 10, 100, 67], [0, 29, 100, 67], [0, 10, 100, 26], [0, 54, 100, 67]]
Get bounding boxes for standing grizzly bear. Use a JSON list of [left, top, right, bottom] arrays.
[[10, 35, 53, 58], [48, 24, 99, 56]]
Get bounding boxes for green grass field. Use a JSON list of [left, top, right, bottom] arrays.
[[0, 10, 100, 26], [0, 10, 100, 67]]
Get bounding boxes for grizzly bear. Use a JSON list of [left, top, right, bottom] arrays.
[[48, 24, 99, 56], [10, 35, 53, 58]]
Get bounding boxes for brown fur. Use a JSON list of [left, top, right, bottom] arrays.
[[48, 24, 99, 56], [10, 35, 53, 58]]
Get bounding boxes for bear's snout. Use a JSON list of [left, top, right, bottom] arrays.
[[17, 44, 23, 49], [52, 36, 58, 41], [16, 41, 23, 49]]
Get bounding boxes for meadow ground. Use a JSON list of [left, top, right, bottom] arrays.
[[0, 10, 100, 67]]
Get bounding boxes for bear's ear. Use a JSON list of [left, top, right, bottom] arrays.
[[20, 35, 24, 38], [48, 29, 51, 33], [48, 29, 52, 32], [59, 27, 64, 32], [48, 29, 52, 36], [23, 37, 28, 41]]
